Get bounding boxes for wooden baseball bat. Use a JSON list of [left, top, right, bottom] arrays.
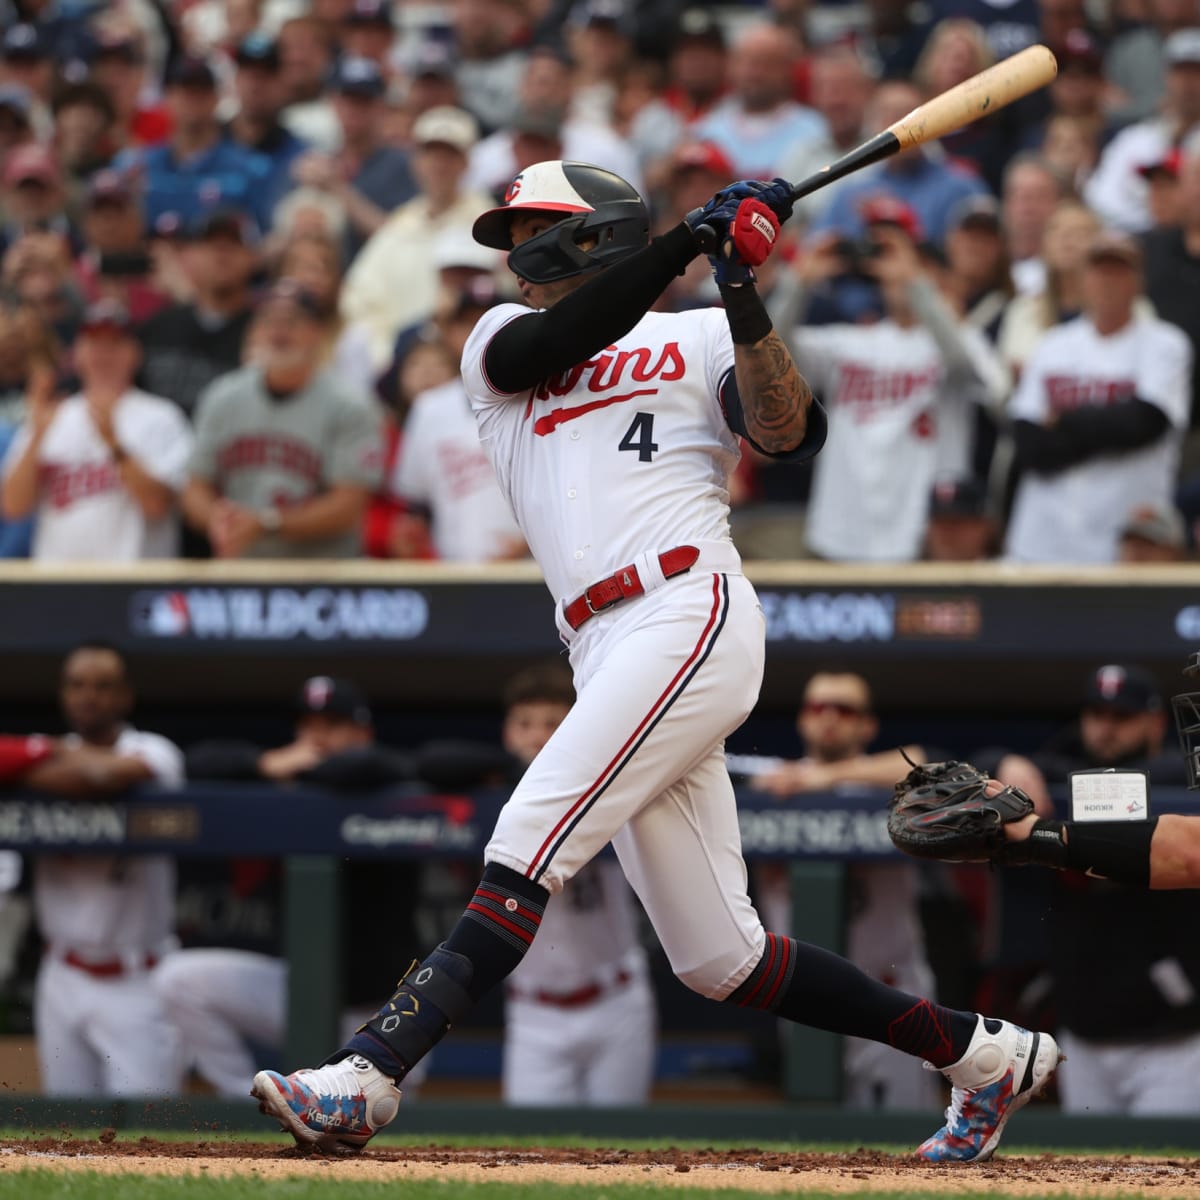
[[787, 44, 1058, 201]]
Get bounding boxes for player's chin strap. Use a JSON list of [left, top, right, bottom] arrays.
[[328, 945, 475, 1073]]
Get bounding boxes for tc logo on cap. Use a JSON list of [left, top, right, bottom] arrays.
[[1094, 665, 1127, 699], [304, 676, 334, 710], [505, 175, 523, 204]]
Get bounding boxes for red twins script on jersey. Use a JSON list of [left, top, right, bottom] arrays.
[[40, 461, 121, 509], [526, 343, 685, 436], [1044, 375, 1135, 412]]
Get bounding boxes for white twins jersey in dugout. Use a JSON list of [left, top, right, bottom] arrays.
[[391, 377, 523, 562], [1005, 314, 1191, 563], [793, 320, 992, 561], [461, 304, 741, 605], [35, 727, 185, 955], [3, 390, 193, 561]]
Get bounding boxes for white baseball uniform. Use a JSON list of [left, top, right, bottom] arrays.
[[791, 320, 997, 561], [463, 302, 775, 1000], [3, 390, 193, 561], [504, 858, 656, 1106], [391, 379, 523, 562], [1005, 314, 1191, 563], [34, 727, 185, 1096]]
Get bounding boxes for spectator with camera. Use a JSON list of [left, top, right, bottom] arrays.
[[2, 299, 193, 561], [773, 200, 1007, 561], [182, 280, 384, 559]]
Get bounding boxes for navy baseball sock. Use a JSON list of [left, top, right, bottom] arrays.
[[340, 863, 548, 1080], [728, 933, 977, 1068]]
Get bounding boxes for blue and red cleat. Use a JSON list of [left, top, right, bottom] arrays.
[[251, 1055, 401, 1152], [918, 1017, 1063, 1163]]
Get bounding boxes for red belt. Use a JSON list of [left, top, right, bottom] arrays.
[[517, 969, 633, 1009], [563, 546, 699, 632], [62, 951, 158, 978]]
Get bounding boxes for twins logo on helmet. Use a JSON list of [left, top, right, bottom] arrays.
[[473, 161, 649, 285]]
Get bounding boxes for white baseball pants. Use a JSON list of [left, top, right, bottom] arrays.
[[486, 570, 768, 1000], [1057, 1028, 1200, 1114]]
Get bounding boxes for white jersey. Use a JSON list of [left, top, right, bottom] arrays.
[[462, 304, 741, 604], [1005, 314, 1191, 563], [391, 379, 523, 562], [35, 727, 184, 957], [1083, 117, 1173, 234], [509, 858, 646, 995], [4, 390, 193, 561], [793, 320, 990, 561]]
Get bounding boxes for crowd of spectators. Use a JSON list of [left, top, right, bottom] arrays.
[[0, 0, 1198, 566]]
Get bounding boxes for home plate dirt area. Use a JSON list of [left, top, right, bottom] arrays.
[[2, 1136, 1200, 1195]]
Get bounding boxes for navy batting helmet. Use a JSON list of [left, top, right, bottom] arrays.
[[472, 160, 648, 285]]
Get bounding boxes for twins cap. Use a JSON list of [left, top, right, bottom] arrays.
[[948, 193, 1002, 231], [1084, 664, 1162, 713], [80, 298, 135, 336], [331, 55, 386, 98], [1086, 229, 1141, 267], [297, 676, 372, 724], [2, 23, 48, 61], [670, 139, 734, 178], [1054, 28, 1103, 73], [85, 168, 135, 206], [1136, 147, 1183, 179], [3, 142, 58, 186], [860, 194, 923, 240], [235, 33, 280, 70], [166, 54, 217, 89]]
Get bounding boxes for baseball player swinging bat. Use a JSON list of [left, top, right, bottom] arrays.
[[695, 44, 1058, 251]]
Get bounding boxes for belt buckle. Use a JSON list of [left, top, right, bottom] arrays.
[[584, 589, 617, 617]]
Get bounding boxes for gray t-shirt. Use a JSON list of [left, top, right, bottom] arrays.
[[189, 365, 384, 559]]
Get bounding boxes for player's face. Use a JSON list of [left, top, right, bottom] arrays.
[[60, 648, 131, 741], [1079, 706, 1162, 765], [502, 700, 570, 767], [508, 212, 591, 310], [797, 675, 877, 762], [296, 713, 371, 757]]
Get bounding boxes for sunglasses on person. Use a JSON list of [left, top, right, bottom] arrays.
[[802, 700, 868, 719]]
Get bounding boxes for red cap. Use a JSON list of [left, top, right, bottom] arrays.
[[1136, 147, 1183, 179], [859, 194, 923, 241], [671, 140, 734, 178]]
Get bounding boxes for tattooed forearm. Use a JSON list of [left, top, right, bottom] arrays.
[[733, 331, 814, 454]]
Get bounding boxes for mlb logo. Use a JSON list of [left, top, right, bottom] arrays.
[[145, 592, 190, 636]]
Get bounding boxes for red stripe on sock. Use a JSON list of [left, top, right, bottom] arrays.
[[466, 902, 535, 945], [760, 934, 792, 1011], [474, 887, 543, 926], [739, 933, 779, 1009]]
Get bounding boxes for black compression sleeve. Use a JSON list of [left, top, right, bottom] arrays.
[[717, 283, 773, 345], [483, 223, 701, 395], [1008, 816, 1158, 887], [1013, 400, 1170, 474]]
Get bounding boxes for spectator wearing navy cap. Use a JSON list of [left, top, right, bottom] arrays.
[[290, 56, 416, 261], [52, 82, 119, 193], [86, 28, 170, 150], [403, 40, 462, 119], [114, 55, 274, 234], [137, 208, 259, 420], [1138, 148, 1186, 230], [0, 84, 34, 160], [0, 24, 52, 108], [340, 0, 397, 74], [922, 477, 998, 561], [226, 35, 310, 219]]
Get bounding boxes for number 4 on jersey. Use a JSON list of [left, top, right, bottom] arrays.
[[619, 412, 658, 462]]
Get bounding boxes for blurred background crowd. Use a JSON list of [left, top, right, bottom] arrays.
[[0, 0, 1198, 565]]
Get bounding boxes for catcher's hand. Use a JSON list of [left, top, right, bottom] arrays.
[[888, 758, 1035, 862]]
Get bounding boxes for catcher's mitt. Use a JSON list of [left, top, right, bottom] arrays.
[[888, 758, 1035, 862]]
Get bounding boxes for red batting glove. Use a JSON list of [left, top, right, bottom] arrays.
[[730, 198, 781, 268]]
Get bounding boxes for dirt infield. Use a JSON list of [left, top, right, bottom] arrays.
[[1, 1136, 1200, 1195]]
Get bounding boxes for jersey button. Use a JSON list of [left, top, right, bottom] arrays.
[[567, 489, 577, 499], [569, 430, 581, 440], [573, 550, 584, 560]]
